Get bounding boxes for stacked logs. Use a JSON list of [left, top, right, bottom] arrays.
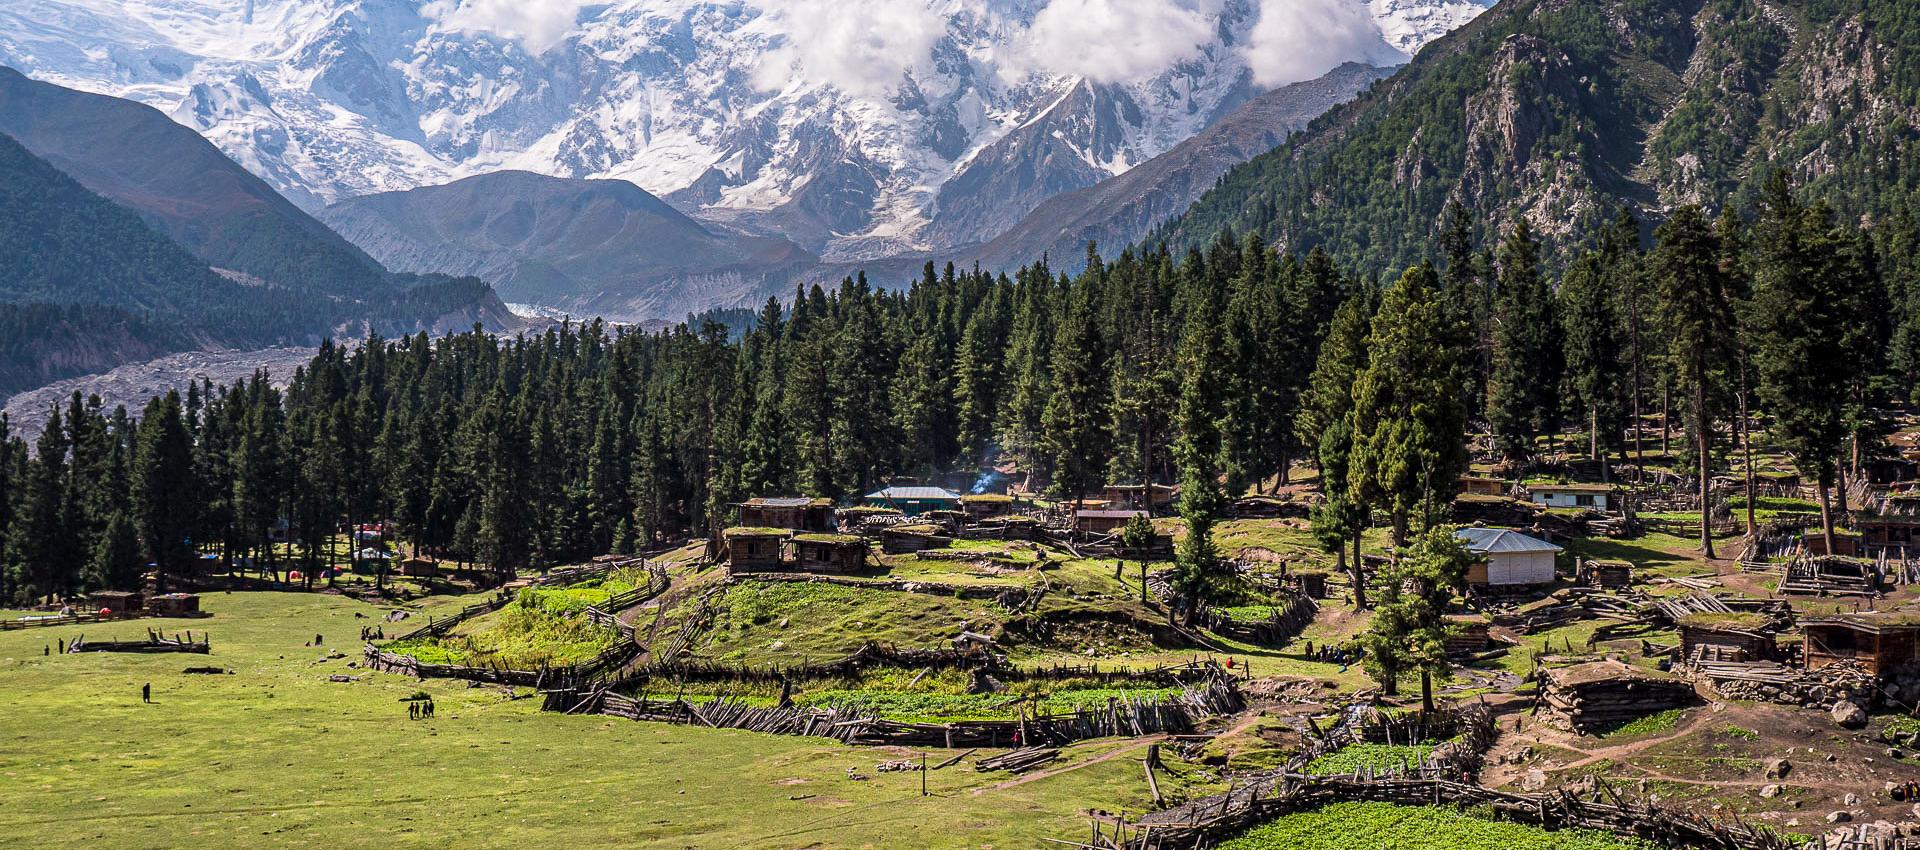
[[1542, 660, 1698, 734]]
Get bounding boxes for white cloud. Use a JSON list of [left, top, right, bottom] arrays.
[[421, 0, 593, 55], [1242, 0, 1399, 87], [1017, 0, 1222, 84], [747, 0, 948, 98]]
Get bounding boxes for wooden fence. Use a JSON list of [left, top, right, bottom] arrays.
[[68, 629, 210, 654], [548, 674, 1246, 750], [366, 560, 668, 689], [1202, 591, 1317, 647]]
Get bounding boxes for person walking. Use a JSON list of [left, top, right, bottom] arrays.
[[141, 683, 151, 703]]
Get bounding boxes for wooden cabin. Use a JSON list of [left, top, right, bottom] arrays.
[[1458, 475, 1508, 497], [1075, 509, 1148, 536], [145, 593, 201, 617], [1526, 483, 1616, 511], [921, 509, 968, 534], [1542, 661, 1696, 734], [1443, 614, 1493, 654], [1294, 569, 1329, 599], [1579, 559, 1633, 589], [737, 497, 837, 532], [1676, 612, 1777, 662], [1456, 527, 1562, 587], [880, 524, 952, 554], [864, 486, 963, 516], [960, 493, 1017, 520], [1103, 483, 1179, 512], [722, 527, 791, 574], [791, 533, 869, 574], [1803, 612, 1920, 675], [1803, 530, 1863, 557], [88, 590, 143, 616]]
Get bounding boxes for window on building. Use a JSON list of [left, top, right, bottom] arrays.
[[1576, 495, 1595, 507]]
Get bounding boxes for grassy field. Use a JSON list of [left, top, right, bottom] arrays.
[[0, 591, 1167, 849], [1215, 802, 1659, 850]]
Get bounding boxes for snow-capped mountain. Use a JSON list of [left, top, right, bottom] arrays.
[[0, 0, 1488, 259]]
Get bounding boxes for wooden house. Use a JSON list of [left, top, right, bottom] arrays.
[[1526, 483, 1616, 511], [88, 590, 143, 616], [960, 493, 1017, 520], [1803, 612, 1920, 675], [921, 509, 968, 534], [1443, 614, 1493, 654], [1294, 569, 1329, 599], [1455, 527, 1562, 587], [1676, 612, 1777, 662], [791, 533, 870, 573], [1075, 508, 1148, 536], [1458, 475, 1508, 497], [1803, 530, 1863, 557], [722, 527, 791, 574], [880, 524, 952, 554], [736, 497, 837, 532], [397, 557, 443, 578], [864, 486, 962, 516], [145, 593, 201, 617], [1579, 559, 1633, 589], [1103, 483, 1179, 512]]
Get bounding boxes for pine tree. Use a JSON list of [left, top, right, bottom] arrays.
[[1650, 206, 1737, 557], [1298, 294, 1371, 606], [1746, 175, 1858, 552], [1560, 251, 1627, 480], [1360, 525, 1472, 710], [1350, 264, 1470, 546], [1040, 276, 1109, 504], [132, 393, 196, 592], [86, 510, 143, 591], [1485, 220, 1561, 465]]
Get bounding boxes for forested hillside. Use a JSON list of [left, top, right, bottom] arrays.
[[1152, 0, 1920, 275], [0, 125, 511, 395], [1, 164, 1904, 604], [0, 67, 391, 300]]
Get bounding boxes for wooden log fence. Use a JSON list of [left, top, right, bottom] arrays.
[[547, 675, 1246, 750], [68, 629, 210, 654]]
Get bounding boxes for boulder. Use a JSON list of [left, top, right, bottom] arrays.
[[1767, 758, 1794, 779], [1832, 700, 1869, 729], [1829, 811, 1854, 824], [1761, 784, 1783, 799]]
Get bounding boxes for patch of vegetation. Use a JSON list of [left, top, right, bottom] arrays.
[[1304, 743, 1438, 775], [1216, 802, 1658, 850], [1597, 708, 1684, 740], [388, 600, 617, 669]]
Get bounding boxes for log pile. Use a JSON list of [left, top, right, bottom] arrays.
[[975, 747, 1058, 773], [1541, 661, 1697, 734], [67, 629, 210, 654]]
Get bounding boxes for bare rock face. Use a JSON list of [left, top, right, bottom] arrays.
[[1831, 700, 1869, 729]]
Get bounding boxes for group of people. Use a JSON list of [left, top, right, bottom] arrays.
[[1302, 640, 1360, 667], [408, 698, 435, 720], [358, 625, 386, 641]]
